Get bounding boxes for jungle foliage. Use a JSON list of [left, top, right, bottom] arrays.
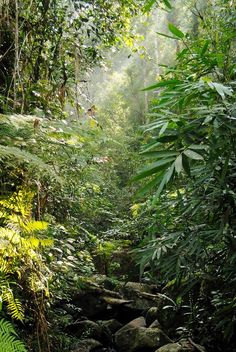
[[135, 1, 236, 350], [0, 0, 235, 351]]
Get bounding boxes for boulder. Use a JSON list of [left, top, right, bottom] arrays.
[[146, 307, 159, 326], [149, 319, 162, 329], [114, 317, 170, 352], [66, 320, 102, 339], [119, 282, 161, 311], [70, 338, 103, 352], [155, 342, 183, 352], [98, 319, 123, 334], [155, 339, 206, 352]]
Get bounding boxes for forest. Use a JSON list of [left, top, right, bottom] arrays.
[[0, 0, 235, 351]]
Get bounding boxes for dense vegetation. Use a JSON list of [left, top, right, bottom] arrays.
[[0, 0, 235, 351]]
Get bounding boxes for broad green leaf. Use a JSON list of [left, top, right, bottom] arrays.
[[175, 154, 183, 174], [142, 79, 182, 91], [166, 162, 175, 183], [133, 157, 175, 181], [182, 154, 191, 176], [152, 163, 175, 203], [140, 150, 178, 158], [168, 23, 185, 39], [159, 122, 169, 135], [156, 31, 178, 40], [189, 144, 209, 150], [135, 173, 163, 197], [207, 81, 233, 99], [163, 0, 172, 9], [141, 141, 161, 153], [158, 134, 178, 143], [201, 40, 209, 56], [152, 172, 168, 203], [143, 0, 156, 12], [184, 149, 204, 160]]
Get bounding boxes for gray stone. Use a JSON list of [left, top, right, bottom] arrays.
[[70, 338, 103, 352], [146, 307, 160, 326], [156, 339, 206, 352], [114, 317, 170, 352], [67, 320, 102, 339], [155, 342, 183, 352], [98, 319, 123, 334], [119, 282, 161, 311]]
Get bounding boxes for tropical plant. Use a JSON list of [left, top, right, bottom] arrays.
[[135, 1, 236, 350], [0, 318, 27, 352]]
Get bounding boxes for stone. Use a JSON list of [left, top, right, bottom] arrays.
[[98, 319, 123, 334], [149, 319, 162, 329], [116, 316, 146, 331], [114, 317, 170, 352], [119, 282, 161, 311], [70, 338, 103, 352], [101, 296, 133, 307], [155, 342, 183, 352], [66, 320, 102, 339], [146, 307, 160, 326], [155, 339, 206, 352]]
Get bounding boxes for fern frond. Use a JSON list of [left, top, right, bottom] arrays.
[[0, 318, 15, 335], [0, 145, 58, 178], [21, 220, 49, 234], [25, 236, 53, 248], [0, 319, 27, 352], [2, 290, 24, 322]]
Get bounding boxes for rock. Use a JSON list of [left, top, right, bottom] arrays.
[[72, 292, 107, 317], [149, 319, 162, 329], [155, 342, 183, 352], [71, 283, 123, 318], [116, 316, 146, 330], [101, 296, 133, 307], [146, 307, 159, 326], [66, 320, 102, 339], [70, 338, 103, 352], [157, 304, 178, 329], [98, 319, 123, 334], [119, 282, 161, 311], [114, 317, 170, 352], [146, 298, 179, 329], [155, 339, 206, 352], [123, 282, 154, 293]]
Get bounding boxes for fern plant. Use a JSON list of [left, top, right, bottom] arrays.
[[0, 318, 27, 352], [0, 188, 53, 321]]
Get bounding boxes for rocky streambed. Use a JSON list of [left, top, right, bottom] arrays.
[[54, 277, 206, 352]]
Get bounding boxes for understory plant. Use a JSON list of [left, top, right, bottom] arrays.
[[0, 319, 27, 352], [134, 1, 236, 350]]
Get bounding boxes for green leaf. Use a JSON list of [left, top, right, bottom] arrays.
[[156, 31, 178, 40], [207, 82, 233, 99], [175, 154, 183, 174], [182, 154, 191, 176], [184, 149, 204, 160], [140, 150, 178, 158], [163, 0, 172, 9], [168, 23, 185, 39], [135, 173, 164, 197], [166, 162, 175, 183], [142, 79, 182, 91], [143, 0, 156, 12], [159, 122, 169, 135], [188, 144, 208, 150], [152, 173, 168, 203], [133, 157, 175, 181], [158, 134, 178, 143], [201, 40, 209, 56]]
